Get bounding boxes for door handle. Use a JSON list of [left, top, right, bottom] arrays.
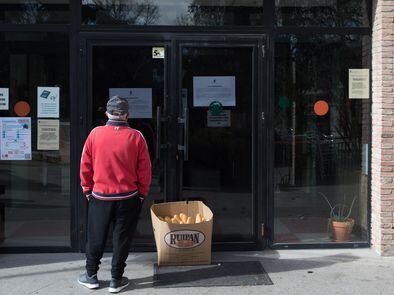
[[178, 107, 189, 161], [156, 106, 162, 159], [184, 107, 189, 161]]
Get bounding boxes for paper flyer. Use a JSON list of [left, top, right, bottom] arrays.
[[349, 69, 370, 99], [109, 88, 152, 118], [37, 119, 60, 150], [0, 117, 32, 160], [37, 86, 60, 117], [0, 88, 9, 110], [193, 76, 236, 107]]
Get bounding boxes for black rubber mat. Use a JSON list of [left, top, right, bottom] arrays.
[[153, 261, 273, 288]]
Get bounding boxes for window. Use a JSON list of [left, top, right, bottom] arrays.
[[0, 1, 69, 24], [82, 0, 264, 26], [276, 0, 369, 27], [274, 34, 370, 244], [0, 32, 70, 247]]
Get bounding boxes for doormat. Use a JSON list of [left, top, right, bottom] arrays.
[[153, 261, 273, 288]]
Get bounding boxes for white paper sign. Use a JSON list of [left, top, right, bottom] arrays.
[[0, 117, 31, 160], [109, 88, 152, 119], [0, 88, 9, 110], [37, 87, 60, 117], [207, 110, 231, 127], [37, 119, 60, 150], [349, 69, 370, 99], [193, 76, 236, 107], [152, 47, 165, 59]]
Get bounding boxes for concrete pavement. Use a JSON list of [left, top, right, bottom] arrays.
[[0, 249, 393, 295]]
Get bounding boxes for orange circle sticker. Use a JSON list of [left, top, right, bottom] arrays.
[[314, 100, 329, 116], [14, 101, 31, 117]]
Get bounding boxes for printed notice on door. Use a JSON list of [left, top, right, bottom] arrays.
[[109, 88, 152, 119], [0, 88, 9, 110], [37, 119, 60, 150], [37, 87, 60, 117], [193, 76, 236, 107], [349, 69, 369, 99], [0, 117, 31, 160], [207, 110, 231, 127]]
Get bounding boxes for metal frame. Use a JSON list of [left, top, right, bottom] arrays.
[[78, 33, 267, 251], [174, 35, 267, 250], [78, 36, 173, 251], [0, 0, 372, 253], [267, 30, 372, 250]]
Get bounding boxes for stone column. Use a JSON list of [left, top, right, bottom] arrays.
[[372, 0, 394, 255]]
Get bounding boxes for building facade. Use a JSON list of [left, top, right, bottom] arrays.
[[0, 0, 392, 255]]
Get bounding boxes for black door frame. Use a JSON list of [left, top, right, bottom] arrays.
[[77, 32, 269, 252], [174, 35, 268, 250]]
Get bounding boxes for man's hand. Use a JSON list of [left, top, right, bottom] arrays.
[[85, 194, 92, 201]]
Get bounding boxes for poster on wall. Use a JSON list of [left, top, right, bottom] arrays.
[[193, 76, 236, 107], [37, 119, 60, 150], [109, 88, 152, 118], [37, 86, 60, 118], [0, 117, 31, 160], [0, 88, 9, 110], [349, 69, 370, 99], [207, 110, 231, 127]]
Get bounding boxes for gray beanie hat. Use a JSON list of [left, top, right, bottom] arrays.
[[106, 95, 129, 116]]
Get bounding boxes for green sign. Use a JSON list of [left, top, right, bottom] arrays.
[[209, 101, 223, 116], [278, 96, 290, 109]]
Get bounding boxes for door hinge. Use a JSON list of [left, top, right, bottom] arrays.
[[261, 111, 265, 121], [79, 48, 84, 56], [261, 45, 265, 58]]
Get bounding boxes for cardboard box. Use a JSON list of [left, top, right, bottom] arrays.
[[150, 200, 213, 266]]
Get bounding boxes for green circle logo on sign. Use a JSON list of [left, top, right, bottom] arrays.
[[278, 96, 290, 109], [209, 101, 223, 116]]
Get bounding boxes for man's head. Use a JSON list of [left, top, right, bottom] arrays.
[[106, 95, 129, 121]]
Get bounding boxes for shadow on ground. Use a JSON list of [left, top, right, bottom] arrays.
[[0, 250, 362, 288]]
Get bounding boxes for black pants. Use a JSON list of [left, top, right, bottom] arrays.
[[85, 196, 143, 279]]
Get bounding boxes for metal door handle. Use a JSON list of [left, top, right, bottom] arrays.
[[178, 107, 189, 161], [184, 107, 189, 161], [156, 106, 161, 159]]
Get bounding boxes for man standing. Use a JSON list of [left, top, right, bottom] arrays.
[[78, 96, 151, 293]]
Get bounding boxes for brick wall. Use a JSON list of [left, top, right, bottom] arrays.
[[372, 0, 394, 256]]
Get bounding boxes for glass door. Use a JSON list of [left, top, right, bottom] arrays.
[[82, 39, 171, 248], [80, 35, 267, 251], [177, 38, 265, 245]]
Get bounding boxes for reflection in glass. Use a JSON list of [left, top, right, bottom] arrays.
[[0, 1, 69, 24], [181, 47, 254, 242], [91, 46, 166, 245], [275, 0, 369, 27], [0, 33, 70, 247], [82, 0, 263, 26], [274, 34, 370, 244]]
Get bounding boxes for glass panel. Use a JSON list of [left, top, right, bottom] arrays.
[[0, 1, 69, 24], [91, 45, 166, 245], [274, 34, 370, 244], [82, 0, 263, 26], [181, 46, 254, 242], [0, 32, 70, 247], [275, 0, 369, 27]]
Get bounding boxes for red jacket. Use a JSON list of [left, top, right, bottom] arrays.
[[80, 120, 151, 201]]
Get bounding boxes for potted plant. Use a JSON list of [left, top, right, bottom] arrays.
[[319, 192, 356, 242]]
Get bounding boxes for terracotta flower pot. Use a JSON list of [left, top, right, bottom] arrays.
[[330, 218, 355, 242]]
